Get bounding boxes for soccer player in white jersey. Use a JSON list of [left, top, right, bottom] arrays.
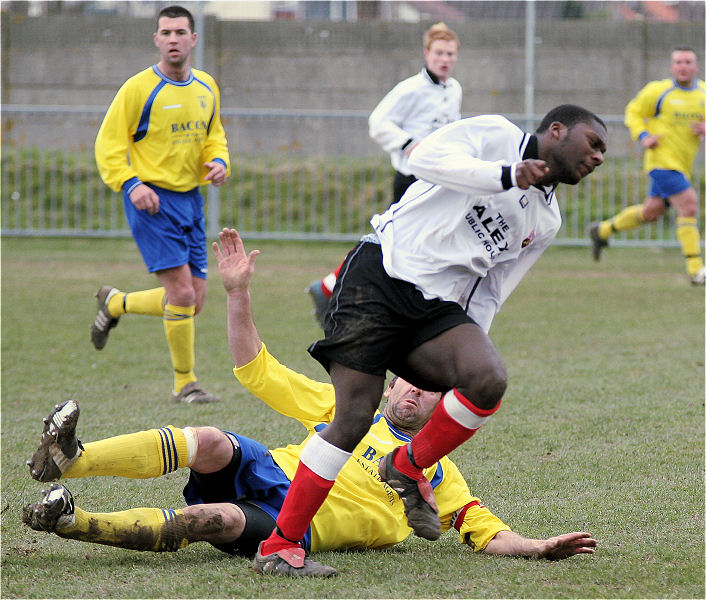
[[24, 229, 597, 567], [255, 105, 607, 576], [306, 23, 462, 327], [370, 22, 462, 204], [92, 5, 230, 403]]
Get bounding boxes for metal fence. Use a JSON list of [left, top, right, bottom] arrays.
[[2, 105, 703, 246]]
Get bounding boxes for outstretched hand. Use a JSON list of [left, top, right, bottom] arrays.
[[537, 531, 597, 560], [212, 228, 260, 294]]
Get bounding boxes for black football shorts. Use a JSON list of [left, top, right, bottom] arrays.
[[308, 240, 475, 384]]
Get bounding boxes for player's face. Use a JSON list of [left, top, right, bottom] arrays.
[[424, 40, 459, 83], [547, 121, 607, 185], [383, 378, 442, 433], [154, 16, 197, 68], [670, 50, 698, 87]]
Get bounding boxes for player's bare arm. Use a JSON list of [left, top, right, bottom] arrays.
[[129, 183, 161, 215], [484, 530, 597, 560], [212, 228, 262, 367]]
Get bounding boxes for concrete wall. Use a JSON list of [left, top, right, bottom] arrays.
[[2, 13, 704, 116]]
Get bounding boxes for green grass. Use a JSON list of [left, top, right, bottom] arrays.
[[1, 236, 704, 598]]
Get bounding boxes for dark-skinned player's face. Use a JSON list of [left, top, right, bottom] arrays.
[[548, 121, 607, 185]]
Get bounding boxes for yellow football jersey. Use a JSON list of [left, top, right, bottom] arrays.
[[233, 344, 511, 553], [95, 65, 230, 193], [624, 77, 705, 175]]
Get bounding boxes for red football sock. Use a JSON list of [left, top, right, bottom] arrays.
[[410, 389, 501, 468], [392, 444, 423, 479], [260, 461, 335, 555], [259, 529, 301, 556]]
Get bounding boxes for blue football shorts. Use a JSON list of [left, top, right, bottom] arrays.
[[648, 169, 692, 200], [182, 432, 312, 554], [122, 183, 208, 279]]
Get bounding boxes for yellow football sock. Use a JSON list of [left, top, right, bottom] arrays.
[[107, 288, 165, 318], [598, 204, 644, 239], [57, 505, 190, 552], [163, 304, 197, 393], [124, 287, 166, 316], [62, 426, 192, 479], [676, 217, 704, 276], [106, 291, 127, 317]]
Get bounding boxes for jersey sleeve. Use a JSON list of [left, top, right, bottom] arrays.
[[453, 502, 512, 551], [232, 343, 336, 427], [408, 116, 510, 195], [199, 75, 231, 181], [94, 80, 141, 192], [369, 81, 418, 153], [435, 459, 511, 551], [624, 80, 662, 141]]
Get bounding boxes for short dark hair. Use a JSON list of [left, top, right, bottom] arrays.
[[157, 5, 194, 32], [672, 45, 696, 54], [535, 104, 606, 134]]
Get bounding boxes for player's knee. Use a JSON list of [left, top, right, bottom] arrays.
[[642, 201, 665, 222], [183, 503, 244, 543], [642, 209, 661, 222], [324, 407, 375, 451], [165, 283, 197, 308], [676, 203, 698, 218], [194, 292, 206, 315], [193, 427, 233, 471], [458, 359, 507, 410], [219, 504, 246, 538]]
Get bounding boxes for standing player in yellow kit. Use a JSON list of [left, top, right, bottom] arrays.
[[590, 46, 705, 285], [93, 5, 230, 402]]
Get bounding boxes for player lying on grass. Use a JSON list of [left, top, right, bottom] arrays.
[[23, 228, 597, 566]]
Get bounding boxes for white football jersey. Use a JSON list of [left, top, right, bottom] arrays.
[[369, 68, 462, 175], [371, 114, 562, 333]]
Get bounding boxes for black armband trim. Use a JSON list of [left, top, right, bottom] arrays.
[[401, 138, 415, 151], [501, 166, 513, 190]]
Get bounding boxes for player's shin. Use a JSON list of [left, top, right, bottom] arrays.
[[408, 389, 501, 469], [63, 426, 195, 479], [57, 506, 191, 552], [260, 434, 350, 554]]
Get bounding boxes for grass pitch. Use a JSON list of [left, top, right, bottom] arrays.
[[1, 236, 704, 599]]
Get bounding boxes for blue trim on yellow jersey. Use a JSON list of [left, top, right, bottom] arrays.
[[430, 463, 443, 489], [673, 77, 700, 91], [134, 79, 167, 143], [654, 85, 676, 118], [381, 415, 413, 442], [123, 176, 142, 194]]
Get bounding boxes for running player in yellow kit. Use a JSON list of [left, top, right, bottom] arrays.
[[590, 46, 705, 285]]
